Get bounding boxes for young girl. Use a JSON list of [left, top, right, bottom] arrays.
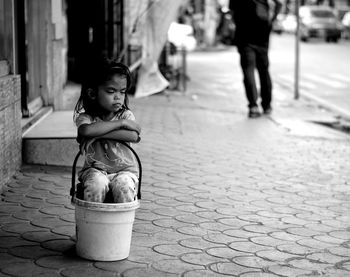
[[74, 58, 141, 203]]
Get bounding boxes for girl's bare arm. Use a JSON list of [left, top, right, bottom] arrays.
[[78, 120, 140, 138], [97, 129, 140, 143]]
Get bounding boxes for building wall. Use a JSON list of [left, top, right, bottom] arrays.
[[0, 73, 21, 193], [0, 0, 22, 193]]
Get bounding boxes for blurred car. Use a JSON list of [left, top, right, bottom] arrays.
[[280, 14, 298, 34], [299, 5, 343, 42], [341, 11, 350, 39]]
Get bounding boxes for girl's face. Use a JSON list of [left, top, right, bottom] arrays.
[[96, 73, 127, 118]]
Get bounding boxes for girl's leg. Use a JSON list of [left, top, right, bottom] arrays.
[[80, 168, 109, 202], [109, 172, 138, 203]]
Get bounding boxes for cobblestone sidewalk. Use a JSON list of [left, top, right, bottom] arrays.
[[1, 50, 350, 277]]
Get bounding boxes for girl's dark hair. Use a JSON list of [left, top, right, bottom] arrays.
[[74, 57, 133, 121]]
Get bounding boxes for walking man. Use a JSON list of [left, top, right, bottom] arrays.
[[230, 0, 282, 118]]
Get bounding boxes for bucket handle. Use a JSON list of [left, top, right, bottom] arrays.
[[70, 140, 142, 202]]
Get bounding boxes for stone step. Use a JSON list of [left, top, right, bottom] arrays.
[[22, 110, 82, 167]]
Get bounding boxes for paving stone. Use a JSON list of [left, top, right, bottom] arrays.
[[12, 209, 42, 221], [267, 264, 312, 277], [46, 196, 70, 205], [39, 206, 72, 216], [329, 230, 350, 240], [240, 273, 279, 277], [179, 237, 220, 250], [198, 222, 233, 232], [313, 234, 346, 245], [206, 246, 250, 259], [176, 204, 207, 213], [31, 216, 68, 229], [133, 222, 168, 235], [233, 256, 277, 269], [341, 260, 350, 271], [41, 239, 75, 252], [303, 223, 338, 233], [287, 258, 330, 272], [0, 253, 30, 266], [299, 267, 350, 277], [229, 241, 273, 254], [321, 219, 348, 229], [183, 269, 232, 277], [128, 245, 169, 264], [224, 229, 263, 239], [22, 231, 69, 243], [256, 249, 298, 262], [154, 244, 201, 257], [175, 214, 210, 224], [250, 236, 286, 247], [94, 259, 147, 273], [2, 222, 47, 234], [306, 252, 347, 264], [122, 267, 178, 277], [295, 212, 326, 222], [285, 227, 322, 238], [151, 258, 204, 274], [180, 252, 226, 266], [9, 245, 58, 259], [269, 231, 305, 242], [152, 207, 185, 217], [203, 232, 245, 245], [281, 216, 310, 226], [60, 266, 119, 277], [1, 261, 61, 277], [243, 224, 278, 234], [217, 217, 250, 228], [276, 243, 316, 256], [237, 214, 266, 224], [297, 238, 337, 250], [51, 225, 75, 237], [256, 210, 291, 218], [36, 254, 92, 269], [209, 262, 261, 276], [328, 246, 350, 257], [0, 214, 23, 224]]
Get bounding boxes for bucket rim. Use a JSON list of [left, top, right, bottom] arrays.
[[72, 196, 140, 211]]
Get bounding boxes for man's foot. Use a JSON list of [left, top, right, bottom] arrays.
[[263, 107, 272, 115], [248, 107, 261, 118]]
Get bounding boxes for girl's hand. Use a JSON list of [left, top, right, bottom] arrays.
[[122, 120, 141, 134]]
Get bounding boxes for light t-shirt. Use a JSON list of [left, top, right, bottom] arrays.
[[75, 110, 139, 176]]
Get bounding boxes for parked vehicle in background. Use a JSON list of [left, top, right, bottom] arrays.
[[341, 11, 350, 39], [280, 14, 298, 34], [299, 5, 343, 42]]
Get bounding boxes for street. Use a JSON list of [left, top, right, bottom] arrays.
[[270, 33, 350, 117]]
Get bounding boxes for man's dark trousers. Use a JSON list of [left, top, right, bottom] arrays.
[[238, 44, 272, 110]]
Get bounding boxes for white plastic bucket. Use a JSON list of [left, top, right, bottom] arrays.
[[72, 197, 140, 261]]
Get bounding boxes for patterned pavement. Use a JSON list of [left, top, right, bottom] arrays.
[[1, 49, 350, 277]]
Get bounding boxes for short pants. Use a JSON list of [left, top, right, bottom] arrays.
[[79, 168, 138, 203]]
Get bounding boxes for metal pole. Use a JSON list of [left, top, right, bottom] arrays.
[[294, 0, 300, 99]]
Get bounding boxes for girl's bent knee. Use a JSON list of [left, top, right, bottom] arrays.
[[110, 172, 138, 203]]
